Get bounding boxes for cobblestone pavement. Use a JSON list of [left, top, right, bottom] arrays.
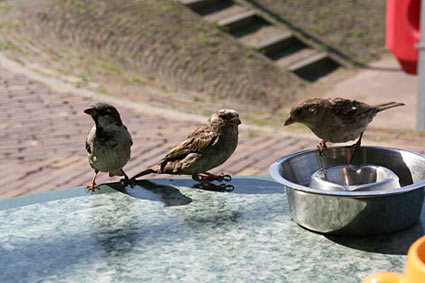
[[2, 63, 425, 200]]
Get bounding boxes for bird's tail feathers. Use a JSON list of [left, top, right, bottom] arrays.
[[376, 102, 405, 112], [130, 166, 159, 180]]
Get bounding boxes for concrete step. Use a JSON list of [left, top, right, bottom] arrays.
[[264, 35, 307, 61], [288, 52, 340, 81], [275, 48, 318, 68], [260, 33, 303, 60], [181, 0, 234, 16], [252, 29, 293, 51], [288, 52, 328, 71], [204, 4, 249, 22], [230, 14, 273, 39], [238, 25, 291, 48], [179, 0, 341, 81], [204, 5, 260, 34]]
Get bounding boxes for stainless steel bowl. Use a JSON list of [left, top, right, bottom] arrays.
[[309, 164, 400, 192], [269, 146, 425, 235]]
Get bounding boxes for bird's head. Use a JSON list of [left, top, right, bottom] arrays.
[[84, 102, 123, 129], [284, 99, 321, 126], [209, 109, 241, 131]]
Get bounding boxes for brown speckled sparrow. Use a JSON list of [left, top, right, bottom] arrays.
[[84, 102, 133, 191], [284, 97, 404, 152], [130, 109, 241, 191]]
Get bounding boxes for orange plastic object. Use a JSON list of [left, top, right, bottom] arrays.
[[362, 272, 404, 283], [386, 0, 420, 75], [362, 235, 425, 283]]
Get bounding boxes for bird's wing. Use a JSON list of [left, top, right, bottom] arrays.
[[85, 139, 92, 154], [162, 124, 218, 162], [123, 125, 133, 146], [330, 98, 376, 123]]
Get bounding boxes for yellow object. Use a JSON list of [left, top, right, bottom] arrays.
[[363, 235, 425, 283]]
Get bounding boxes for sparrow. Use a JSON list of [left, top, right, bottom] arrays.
[[284, 97, 405, 153], [84, 102, 133, 191], [130, 109, 241, 191]]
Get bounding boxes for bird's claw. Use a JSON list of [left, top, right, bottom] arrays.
[[198, 172, 232, 182], [317, 145, 326, 157], [85, 185, 100, 192], [317, 141, 327, 157], [217, 173, 232, 182]]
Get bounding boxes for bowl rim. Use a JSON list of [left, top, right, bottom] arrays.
[[269, 145, 425, 197]]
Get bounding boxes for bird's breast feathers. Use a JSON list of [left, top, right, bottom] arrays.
[[88, 126, 132, 172]]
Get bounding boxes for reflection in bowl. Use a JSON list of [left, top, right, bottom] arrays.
[[269, 146, 425, 235], [309, 164, 400, 192]]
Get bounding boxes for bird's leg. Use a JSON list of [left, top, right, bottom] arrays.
[[317, 140, 327, 156], [86, 170, 99, 192], [192, 174, 234, 192], [198, 172, 232, 182], [119, 169, 134, 188], [349, 132, 364, 164]]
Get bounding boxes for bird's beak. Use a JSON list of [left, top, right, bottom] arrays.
[[284, 115, 297, 126], [84, 107, 96, 116], [231, 117, 242, 125]]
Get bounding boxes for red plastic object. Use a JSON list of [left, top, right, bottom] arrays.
[[386, 0, 420, 75]]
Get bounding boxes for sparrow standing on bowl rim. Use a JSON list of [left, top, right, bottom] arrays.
[[130, 109, 241, 191], [284, 97, 405, 155], [84, 102, 133, 191]]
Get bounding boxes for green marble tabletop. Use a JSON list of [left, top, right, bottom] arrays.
[[0, 177, 424, 282]]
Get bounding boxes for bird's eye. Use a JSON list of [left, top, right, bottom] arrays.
[[294, 108, 303, 115]]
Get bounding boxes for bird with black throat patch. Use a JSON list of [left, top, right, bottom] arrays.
[[84, 102, 133, 191], [130, 109, 241, 191]]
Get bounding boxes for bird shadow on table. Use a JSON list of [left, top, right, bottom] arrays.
[[106, 177, 282, 207], [324, 222, 425, 255], [107, 180, 192, 207], [134, 177, 284, 195]]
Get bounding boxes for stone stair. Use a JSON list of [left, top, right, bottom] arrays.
[[179, 0, 341, 81]]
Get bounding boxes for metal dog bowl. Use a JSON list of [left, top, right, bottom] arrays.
[[269, 146, 425, 235], [309, 164, 400, 192]]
